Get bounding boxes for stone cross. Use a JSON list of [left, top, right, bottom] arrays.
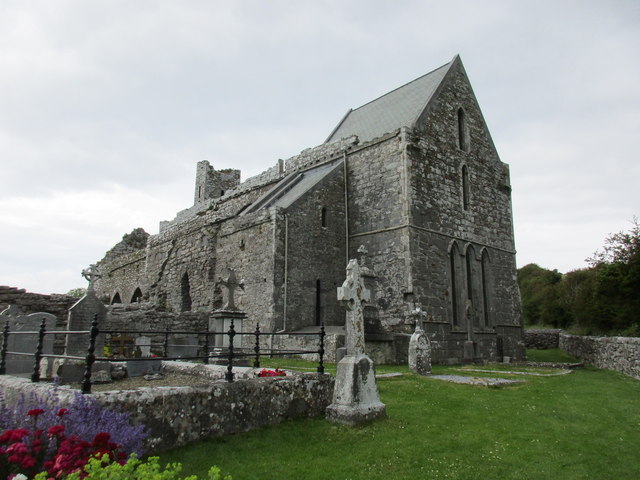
[[81, 264, 102, 293], [337, 258, 370, 355], [217, 268, 245, 311]]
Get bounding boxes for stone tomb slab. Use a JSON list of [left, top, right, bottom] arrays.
[[431, 374, 525, 387]]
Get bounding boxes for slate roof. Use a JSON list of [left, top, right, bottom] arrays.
[[325, 56, 457, 144], [241, 159, 343, 214]]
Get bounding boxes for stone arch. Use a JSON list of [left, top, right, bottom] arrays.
[[181, 272, 192, 312], [448, 240, 464, 327], [111, 292, 122, 305], [464, 243, 485, 329], [480, 248, 492, 328], [131, 287, 143, 303]]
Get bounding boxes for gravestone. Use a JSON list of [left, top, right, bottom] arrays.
[[326, 251, 386, 426], [408, 324, 432, 375], [167, 336, 199, 359], [65, 265, 106, 357], [135, 336, 152, 357], [0, 306, 57, 377]]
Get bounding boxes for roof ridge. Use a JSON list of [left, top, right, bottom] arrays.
[[347, 59, 452, 113]]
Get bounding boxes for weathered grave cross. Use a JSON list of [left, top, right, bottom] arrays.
[[81, 264, 102, 292], [217, 268, 245, 311], [337, 257, 370, 355]]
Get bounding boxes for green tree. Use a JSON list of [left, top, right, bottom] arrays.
[[66, 287, 87, 298]]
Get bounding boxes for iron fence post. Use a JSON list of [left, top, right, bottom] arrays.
[[31, 318, 47, 383], [203, 325, 210, 365], [81, 315, 99, 394], [0, 319, 9, 375], [163, 325, 170, 357], [225, 319, 235, 383], [253, 322, 260, 368], [317, 322, 325, 374]]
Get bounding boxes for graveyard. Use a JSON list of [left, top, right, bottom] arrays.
[[2, 260, 640, 479]]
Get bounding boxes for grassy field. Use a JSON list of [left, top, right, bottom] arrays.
[[159, 351, 640, 480]]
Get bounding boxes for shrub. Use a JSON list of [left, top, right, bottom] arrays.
[[33, 454, 232, 480]]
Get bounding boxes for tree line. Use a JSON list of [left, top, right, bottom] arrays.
[[517, 218, 640, 336]]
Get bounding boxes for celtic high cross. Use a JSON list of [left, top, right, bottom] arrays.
[[337, 257, 370, 355], [217, 268, 245, 311], [81, 264, 102, 293]]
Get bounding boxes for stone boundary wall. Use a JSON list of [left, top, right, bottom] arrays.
[[560, 334, 640, 380], [524, 329, 562, 349], [0, 363, 335, 454]]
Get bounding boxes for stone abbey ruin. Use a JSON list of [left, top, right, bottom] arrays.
[[93, 55, 525, 364]]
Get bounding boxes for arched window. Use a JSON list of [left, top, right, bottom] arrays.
[[481, 249, 491, 328], [458, 107, 469, 152], [181, 272, 192, 312], [131, 288, 143, 303], [462, 165, 470, 210], [449, 242, 463, 327], [111, 292, 122, 305]]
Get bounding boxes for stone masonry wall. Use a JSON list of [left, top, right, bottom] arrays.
[[283, 164, 346, 331], [0, 286, 77, 322], [524, 329, 562, 349], [560, 333, 640, 380], [0, 366, 335, 454]]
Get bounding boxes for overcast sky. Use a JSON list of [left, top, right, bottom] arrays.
[[1, 0, 638, 295]]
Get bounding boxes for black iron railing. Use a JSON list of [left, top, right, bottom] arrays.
[[0, 315, 326, 393]]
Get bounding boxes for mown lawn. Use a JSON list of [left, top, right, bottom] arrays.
[[159, 352, 640, 480]]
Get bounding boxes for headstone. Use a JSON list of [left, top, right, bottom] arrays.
[[408, 324, 431, 375], [135, 336, 152, 357], [327, 252, 386, 426], [167, 336, 199, 359], [65, 266, 107, 357], [0, 306, 57, 377]]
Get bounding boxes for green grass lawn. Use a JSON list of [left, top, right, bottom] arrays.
[[159, 352, 640, 480]]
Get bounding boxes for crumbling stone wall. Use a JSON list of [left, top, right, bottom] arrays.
[[0, 286, 77, 321]]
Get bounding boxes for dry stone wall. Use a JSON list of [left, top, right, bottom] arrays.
[[524, 329, 562, 349], [560, 333, 640, 380]]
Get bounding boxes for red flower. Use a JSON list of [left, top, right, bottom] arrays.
[[0, 428, 30, 443], [92, 432, 111, 446], [56, 408, 69, 417], [48, 425, 65, 437], [27, 408, 45, 417]]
